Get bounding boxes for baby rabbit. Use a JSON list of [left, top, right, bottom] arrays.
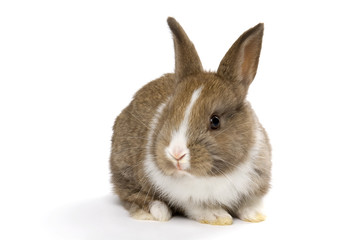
[[110, 17, 271, 225]]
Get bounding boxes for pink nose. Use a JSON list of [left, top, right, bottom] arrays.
[[170, 152, 186, 161]]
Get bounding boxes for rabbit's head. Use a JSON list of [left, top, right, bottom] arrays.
[[150, 18, 264, 178]]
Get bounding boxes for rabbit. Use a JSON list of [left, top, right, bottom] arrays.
[[110, 17, 271, 225]]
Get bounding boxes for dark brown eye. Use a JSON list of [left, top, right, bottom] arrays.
[[210, 115, 220, 130]]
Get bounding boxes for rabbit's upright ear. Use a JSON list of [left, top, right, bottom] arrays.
[[217, 23, 264, 94], [167, 17, 203, 81]]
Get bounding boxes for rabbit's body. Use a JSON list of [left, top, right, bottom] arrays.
[[110, 18, 271, 225]]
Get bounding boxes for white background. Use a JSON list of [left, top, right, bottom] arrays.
[[1, 0, 359, 239]]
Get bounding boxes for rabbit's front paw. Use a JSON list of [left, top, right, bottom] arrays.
[[149, 200, 172, 221]]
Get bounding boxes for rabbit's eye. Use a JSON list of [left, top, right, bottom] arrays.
[[210, 115, 220, 130]]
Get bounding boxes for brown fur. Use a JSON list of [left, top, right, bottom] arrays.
[[110, 17, 271, 222]]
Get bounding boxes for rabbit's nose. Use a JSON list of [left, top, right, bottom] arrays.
[[171, 152, 186, 161]]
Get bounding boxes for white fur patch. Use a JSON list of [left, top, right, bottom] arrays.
[[145, 100, 167, 156], [144, 100, 265, 209], [145, 153, 256, 207], [165, 87, 203, 170]]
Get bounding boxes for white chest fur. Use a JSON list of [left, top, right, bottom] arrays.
[[144, 154, 257, 207]]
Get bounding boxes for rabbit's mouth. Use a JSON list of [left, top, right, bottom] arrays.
[[167, 159, 192, 177], [162, 158, 193, 178]]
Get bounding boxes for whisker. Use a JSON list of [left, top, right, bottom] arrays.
[[117, 136, 149, 141], [125, 108, 167, 141], [127, 110, 152, 131], [212, 120, 253, 138], [112, 152, 144, 161], [149, 189, 155, 206], [214, 157, 258, 191], [118, 162, 144, 175], [114, 146, 148, 151], [212, 120, 240, 138], [128, 174, 148, 211], [143, 183, 153, 207], [211, 165, 238, 193], [212, 156, 242, 170]]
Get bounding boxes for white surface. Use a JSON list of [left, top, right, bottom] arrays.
[[1, 0, 359, 239]]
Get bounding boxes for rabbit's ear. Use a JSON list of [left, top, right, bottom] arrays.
[[217, 23, 264, 93], [167, 17, 203, 81]]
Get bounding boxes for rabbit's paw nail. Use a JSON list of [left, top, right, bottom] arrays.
[[242, 212, 266, 223], [150, 200, 172, 221]]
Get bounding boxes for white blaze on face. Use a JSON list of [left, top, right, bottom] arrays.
[[165, 87, 203, 170]]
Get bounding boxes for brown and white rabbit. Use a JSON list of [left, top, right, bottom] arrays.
[[110, 17, 271, 225]]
